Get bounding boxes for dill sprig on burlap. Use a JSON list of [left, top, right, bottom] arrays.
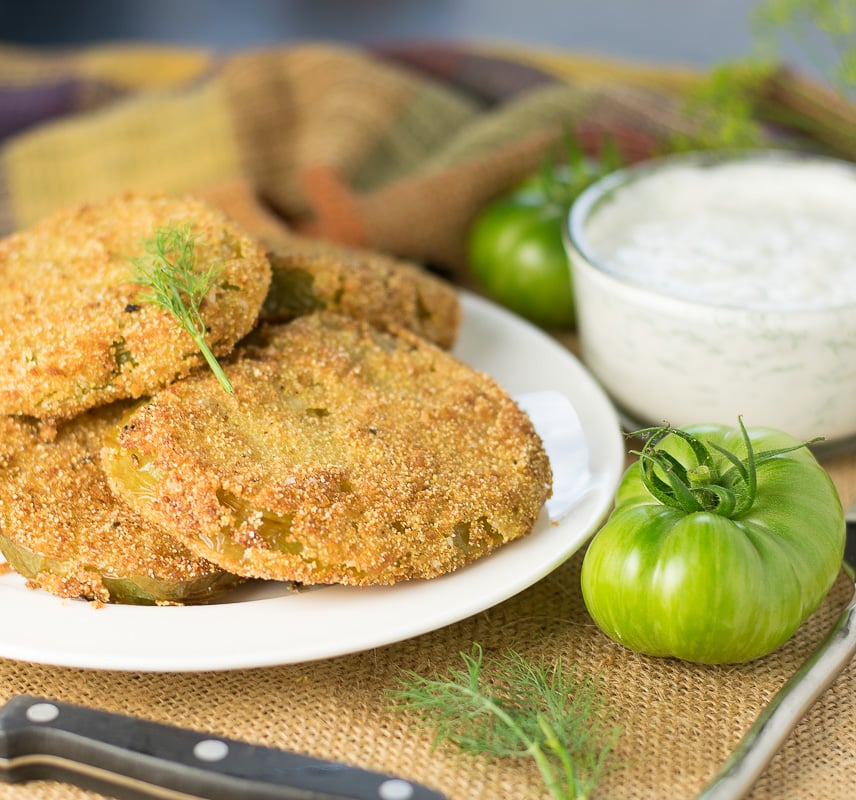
[[389, 644, 621, 800]]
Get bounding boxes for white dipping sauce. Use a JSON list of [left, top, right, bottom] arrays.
[[567, 153, 856, 443], [584, 160, 856, 311]]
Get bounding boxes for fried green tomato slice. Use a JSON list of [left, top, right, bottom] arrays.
[[0, 192, 271, 422], [260, 235, 460, 349], [102, 313, 551, 586], [0, 407, 242, 605]]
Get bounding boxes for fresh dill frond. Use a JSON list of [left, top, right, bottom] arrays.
[[753, 0, 856, 96], [674, 0, 856, 153], [131, 224, 233, 394], [537, 130, 625, 211], [389, 644, 621, 800], [671, 60, 772, 152]]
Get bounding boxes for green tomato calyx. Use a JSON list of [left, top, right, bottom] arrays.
[[631, 418, 819, 518]]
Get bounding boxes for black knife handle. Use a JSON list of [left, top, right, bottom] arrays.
[[0, 695, 447, 800], [844, 509, 856, 567]]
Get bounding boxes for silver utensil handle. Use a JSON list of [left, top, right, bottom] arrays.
[[695, 576, 856, 800]]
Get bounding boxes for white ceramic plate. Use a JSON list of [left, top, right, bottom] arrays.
[[0, 292, 624, 672]]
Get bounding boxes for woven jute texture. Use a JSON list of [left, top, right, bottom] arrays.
[[0, 448, 854, 800], [2, 40, 856, 800]]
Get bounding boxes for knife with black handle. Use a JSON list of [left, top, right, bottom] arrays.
[[0, 694, 448, 800]]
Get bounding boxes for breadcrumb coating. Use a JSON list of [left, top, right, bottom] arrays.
[[0, 192, 271, 422], [102, 313, 551, 586], [0, 406, 242, 604], [261, 236, 460, 349]]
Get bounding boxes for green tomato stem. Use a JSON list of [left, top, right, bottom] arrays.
[[687, 464, 712, 487], [633, 421, 752, 517], [633, 418, 817, 519]]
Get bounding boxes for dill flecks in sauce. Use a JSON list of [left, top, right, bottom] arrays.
[[567, 153, 856, 442], [583, 159, 856, 311]]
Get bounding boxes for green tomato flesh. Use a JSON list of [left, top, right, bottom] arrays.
[[581, 424, 845, 664]]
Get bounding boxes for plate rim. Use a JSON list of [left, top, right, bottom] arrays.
[[0, 291, 624, 672]]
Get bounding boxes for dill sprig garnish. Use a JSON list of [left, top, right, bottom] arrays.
[[131, 224, 233, 394], [537, 131, 624, 211], [389, 644, 621, 800], [753, 0, 856, 97], [674, 0, 856, 154]]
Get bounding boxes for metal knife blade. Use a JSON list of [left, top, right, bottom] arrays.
[[0, 695, 448, 800]]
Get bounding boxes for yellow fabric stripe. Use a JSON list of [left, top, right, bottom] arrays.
[[76, 44, 215, 90], [0, 43, 213, 89], [4, 80, 243, 228]]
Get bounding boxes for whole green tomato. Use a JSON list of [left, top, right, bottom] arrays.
[[467, 179, 575, 328], [581, 421, 845, 665]]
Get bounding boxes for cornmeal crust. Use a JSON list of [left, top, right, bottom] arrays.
[[0, 406, 241, 604], [0, 192, 271, 421], [102, 313, 551, 586], [261, 236, 460, 349]]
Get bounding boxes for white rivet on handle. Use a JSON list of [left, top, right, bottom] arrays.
[[26, 703, 60, 723], [378, 778, 415, 800], [193, 739, 230, 762]]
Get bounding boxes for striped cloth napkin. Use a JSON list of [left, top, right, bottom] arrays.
[[0, 40, 853, 277]]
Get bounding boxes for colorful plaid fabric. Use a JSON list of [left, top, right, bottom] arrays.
[[0, 41, 853, 275]]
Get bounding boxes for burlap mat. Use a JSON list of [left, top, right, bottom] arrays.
[[2, 40, 856, 800], [0, 446, 853, 800]]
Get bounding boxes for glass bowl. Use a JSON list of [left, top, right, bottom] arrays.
[[564, 149, 856, 446]]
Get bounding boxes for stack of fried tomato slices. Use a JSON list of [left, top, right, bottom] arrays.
[[0, 192, 551, 605]]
